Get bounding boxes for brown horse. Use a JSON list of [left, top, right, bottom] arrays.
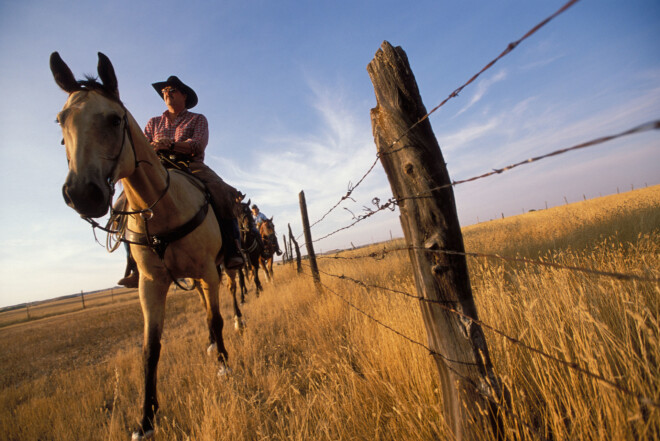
[[236, 198, 264, 296], [259, 217, 278, 281], [50, 52, 232, 440]]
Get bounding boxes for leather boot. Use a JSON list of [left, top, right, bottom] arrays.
[[118, 271, 139, 288], [220, 218, 244, 269]]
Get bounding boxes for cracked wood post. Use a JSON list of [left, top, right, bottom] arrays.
[[288, 223, 303, 273], [368, 41, 504, 440], [282, 233, 290, 263], [299, 191, 321, 289]]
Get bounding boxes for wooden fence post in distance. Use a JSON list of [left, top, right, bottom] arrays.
[[368, 41, 505, 440], [288, 223, 303, 274], [299, 191, 321, 287], [282, 234, 290, 263]]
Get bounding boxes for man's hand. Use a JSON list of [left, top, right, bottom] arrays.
[[151, 138, 173, 151]]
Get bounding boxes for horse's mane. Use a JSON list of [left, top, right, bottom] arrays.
[[239, 202, 256, 230], [76, 75, 123, 104]]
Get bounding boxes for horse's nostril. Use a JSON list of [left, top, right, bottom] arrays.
[[62, 185, 73, 207], [61, 180, 109, 218]]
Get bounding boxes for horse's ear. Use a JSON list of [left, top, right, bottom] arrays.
[[97, 52, 119, 99], [269, 216, 273, 222], [247, 199, 251, 206], [50, 52, 80, 93]]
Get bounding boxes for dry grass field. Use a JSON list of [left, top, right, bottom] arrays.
[[0, 185, 658, 440]]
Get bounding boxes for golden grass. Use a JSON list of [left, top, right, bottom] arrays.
[[0, 186, 658, 440]]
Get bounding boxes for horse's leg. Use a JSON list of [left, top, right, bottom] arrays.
[[195, 280, 216, 353], [225, 269, 245, 331], [260, 256, 272, 283], [253, 258, 263, 296], [199, 273, 229, 375], [134, 277, 169, 440], [238, 267, 247, 304], [267, 258, 274, 281]]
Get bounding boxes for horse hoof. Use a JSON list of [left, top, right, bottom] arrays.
[[217, 363, 233, 377], [206, 343, 217, 356], [132, 429, 154, 440], [234, 316, 245, 331]]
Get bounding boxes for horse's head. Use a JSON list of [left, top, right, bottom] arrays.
[[50, 52, 137, 218], [260, 217, 276, 237], [236, 200, 255, 234]]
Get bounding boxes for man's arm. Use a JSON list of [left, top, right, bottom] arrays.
[[171, 114, 209, 157]]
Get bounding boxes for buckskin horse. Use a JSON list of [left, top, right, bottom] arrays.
[[259, 217, 278, 281], [50, 52, 232, 440]]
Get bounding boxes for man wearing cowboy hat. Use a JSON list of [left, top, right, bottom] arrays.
[[149, 75, 244, 266], [116, 75, 244, 287], [251, 204, 283, 256]]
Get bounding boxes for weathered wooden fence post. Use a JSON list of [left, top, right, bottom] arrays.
[[368, 41, 504, 440], [288, 230, 294, 266], [288, 223, 303, 274], [298, 191, 321, 288], [282, 234, 290, 263], [80, 289, 86, 309]]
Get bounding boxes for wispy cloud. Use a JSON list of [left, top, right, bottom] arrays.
[[455, 69, 508, 116], [208, 77, 392, 249]]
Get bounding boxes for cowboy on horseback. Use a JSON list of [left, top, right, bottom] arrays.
[[251, 205, 283, 256], [118, 75, 243, 287]]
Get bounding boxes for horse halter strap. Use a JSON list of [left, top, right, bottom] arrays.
[[105, 110, 140, 198], [82, 109, 171, 240]]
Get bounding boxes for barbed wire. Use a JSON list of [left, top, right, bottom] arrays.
[[317, 245, 660, 283], [298, 117, 658, 250], [301, 0, 581, 238], [299, 197, 397, 248], [397, 120, 660, 201], [302, 262, 660, 410]]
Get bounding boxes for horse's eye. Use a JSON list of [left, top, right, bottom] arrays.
[[109, 115, 122, 127]]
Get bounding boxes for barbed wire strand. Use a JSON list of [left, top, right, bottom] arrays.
[[317, 245, 660, 283], [399, 120, 660, 201], [300, 198, 397, 248], [300, 0, 581, 238], [304, 262, 660, 410]]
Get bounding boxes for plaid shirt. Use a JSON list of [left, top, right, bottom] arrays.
[[144, 110, 209, 162]]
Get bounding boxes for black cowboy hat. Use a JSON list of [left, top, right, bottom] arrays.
[[151, 75, 198, 109]]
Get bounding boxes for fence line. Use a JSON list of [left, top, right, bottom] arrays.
[[301, 0, 582, 238], [282, 2, 658, 433], [302, 262, 660, 410]]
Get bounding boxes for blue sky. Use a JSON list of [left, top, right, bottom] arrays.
[[0, 0, 658, 308]]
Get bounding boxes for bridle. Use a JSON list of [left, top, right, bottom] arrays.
[[260, 222, 277, 257], [81, 108, 171, 248]]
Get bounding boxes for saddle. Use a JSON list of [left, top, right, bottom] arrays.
[[157, 151, 193, 172]]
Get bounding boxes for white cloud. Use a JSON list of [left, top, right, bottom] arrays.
[[455, 69, 508, 116]]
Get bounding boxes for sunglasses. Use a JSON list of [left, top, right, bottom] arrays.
[[162, 87, 178, 95]]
